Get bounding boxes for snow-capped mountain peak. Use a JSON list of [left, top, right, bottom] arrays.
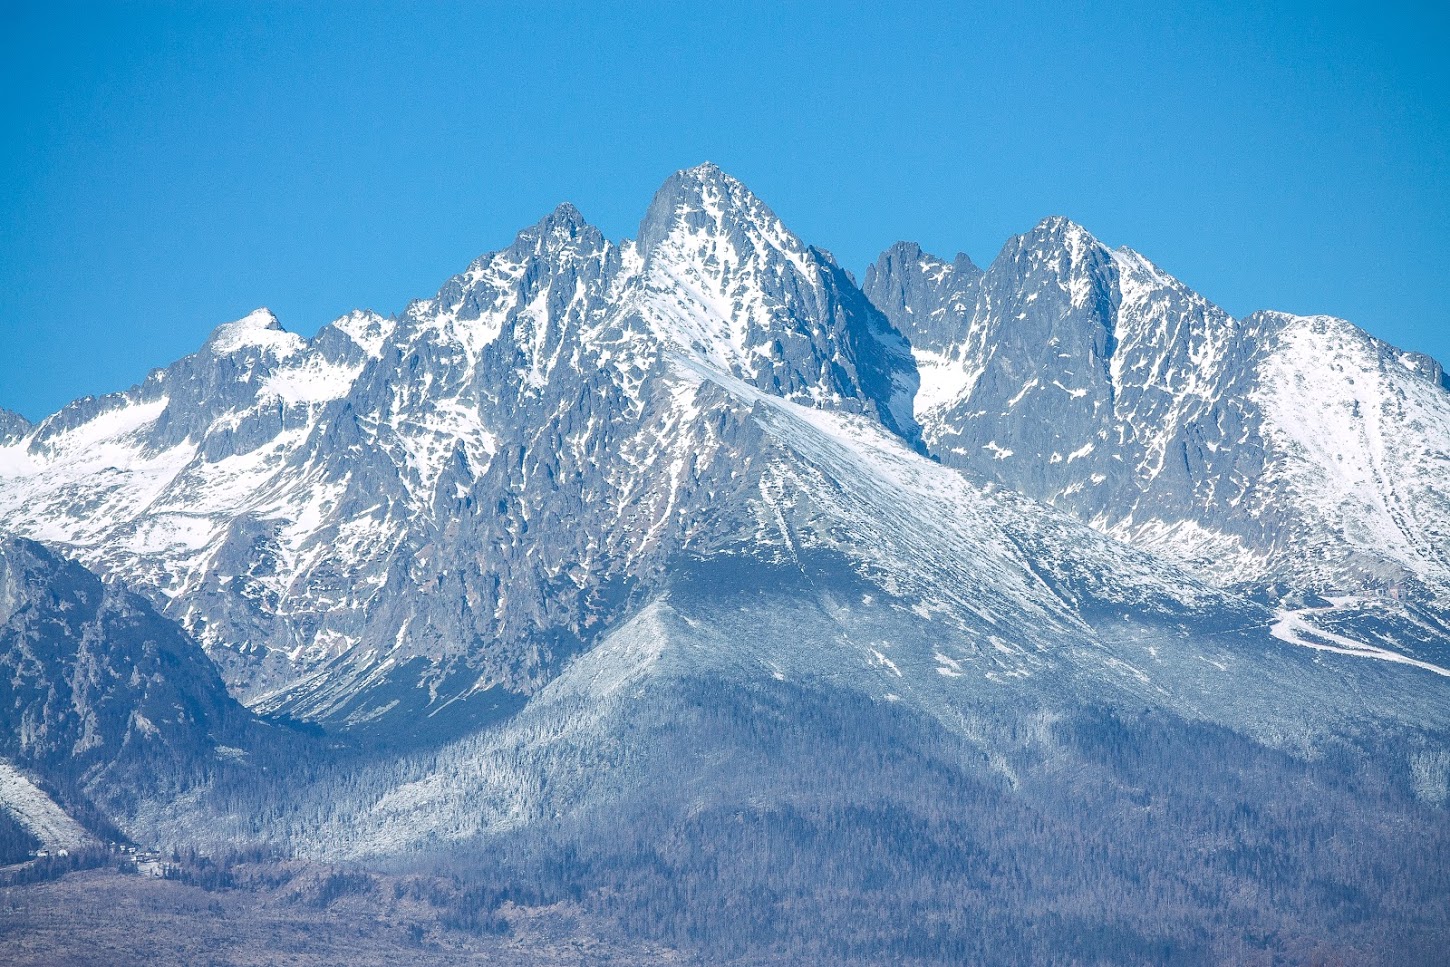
[[866, 220, 1450, 642], [0, 164, 929, 727], [5, 169, 1448, 741], [634, 163, 920, 441], [864, 241, 983, 354], [638, 162, 805, 263], [202, 307, 303, 358]]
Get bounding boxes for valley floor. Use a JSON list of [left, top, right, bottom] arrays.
[[0, 864, 689, 967]]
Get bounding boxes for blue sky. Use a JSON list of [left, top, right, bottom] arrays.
[[2, 1, 1446, 419]]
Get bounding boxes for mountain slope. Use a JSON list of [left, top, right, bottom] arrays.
[[0, 536, 285, 831], [0, 166, 919, 737], [6, 167, 1448, 732], [228, 388, 1450, 851], [2, 166, 1449, 964], [136, 365, 1450, 963], [865, 226, 1450, 626], [0, 761, 94, 854]]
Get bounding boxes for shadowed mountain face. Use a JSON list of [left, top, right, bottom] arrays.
[[0, 537, 281, 823], [1, 165, 1449, 963]]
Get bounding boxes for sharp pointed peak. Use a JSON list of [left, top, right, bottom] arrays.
[[0, 407, 31, 443], [647, 161, 755, 208], [517, 200, 597, 243], [952, 251, 980, 272], [466, 202, 607, 274], [203, 308, 302, 357], [992, 216, 1112, 274], [677, 160, 732, 183], [1028, 215, 1101, 243], [544, 200, 586, 227], [637, 161, 791, 258]]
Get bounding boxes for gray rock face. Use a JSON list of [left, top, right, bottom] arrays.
[[4, 170, 1450, 965], [866, 221, 1450, 610], [0, 165, 926, 734], [0, 537, 263, 807], [864, 241, 982, 353], [635, 163, 920, 441], [0, 409, 29, 444], [3, 166, 1447, 744]]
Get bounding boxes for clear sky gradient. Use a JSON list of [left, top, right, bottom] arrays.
[[3, 1, 1447, 419]]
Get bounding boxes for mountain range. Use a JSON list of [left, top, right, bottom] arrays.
[[1, 163, 1447, 965]]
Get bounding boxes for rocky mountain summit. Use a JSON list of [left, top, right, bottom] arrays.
[[3, 166, 1448, 737], [2, 164, 1449, 964], [866, 226, 1450, 613], [0, 165, 921, 735]]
